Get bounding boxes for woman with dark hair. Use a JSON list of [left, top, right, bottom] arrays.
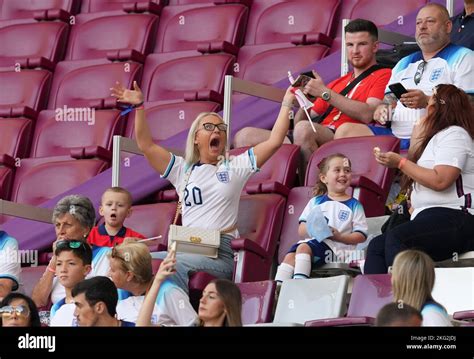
[[1, 293, 41, 327], [365, 84, 474, 274]]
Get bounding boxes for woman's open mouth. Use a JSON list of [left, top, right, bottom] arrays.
[[210, 137, 221, 151]]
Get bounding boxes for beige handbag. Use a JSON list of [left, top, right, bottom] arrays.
[[168, 168, 236, 258]]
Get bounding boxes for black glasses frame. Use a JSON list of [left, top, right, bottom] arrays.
[[202, 123, 228, 132]]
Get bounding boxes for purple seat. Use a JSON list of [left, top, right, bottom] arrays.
[[0, 21, 68, 70], [0, 165, 13, 200], [47, 59, 142, 109], [305, 274, 393, 326], [21, 265, 48, 297], [230, 144, 299, 197], [29, 109, 125, 158], [80, 0, 167, 13], [239, 280, 276, 325], [0, 69, 52, 117], [244, 0, 340, 45], [154, 3, 248, 53], [125, 101, 221, 142], [0, 0, 80, 20], [64, 13, 158, 61], [141, 53, 234, 106], [10, 158, 108, 206], [0, 117, 33, 159], [305, 136, 400, 217]]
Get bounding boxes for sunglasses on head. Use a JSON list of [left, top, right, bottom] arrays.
[[56, 240, 88, 251], [0, 305, 30, 318]]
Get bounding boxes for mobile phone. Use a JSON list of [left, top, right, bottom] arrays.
[[291, 71, 316, 88], [388, 83, 408, 100]]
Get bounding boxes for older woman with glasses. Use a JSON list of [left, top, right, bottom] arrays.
[[365, 84, 474, 274], [110, 80, 295, 294], [1, 293, 41, 327], [32, 195, 111, 308]]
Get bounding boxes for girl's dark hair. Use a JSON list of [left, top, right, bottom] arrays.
[[401, 84, 474, 192], [313, 153, 352, 196], [0, 292, 41, 327]]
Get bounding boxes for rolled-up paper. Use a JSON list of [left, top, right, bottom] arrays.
[[137, 235, 162, 243]]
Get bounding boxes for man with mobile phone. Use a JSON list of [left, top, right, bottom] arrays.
[[234, 19, 391, 174], [340, 3, 474, 155]]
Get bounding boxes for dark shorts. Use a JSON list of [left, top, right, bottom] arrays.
[[368, 125, 410, 150], [288, 240, 334, 267]]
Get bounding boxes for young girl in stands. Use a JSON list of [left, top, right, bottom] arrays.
[[275, 153, 368, 283], [391, 249, 451, 326]]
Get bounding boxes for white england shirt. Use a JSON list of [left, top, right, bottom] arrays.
[[386, 44, 474, 139], [49, 300, 77, 326], [0, 231, 21, 291], [162, 149, 258, 238]]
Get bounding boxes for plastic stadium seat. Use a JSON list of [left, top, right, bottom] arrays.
[[268, 275, 349, 326], [230, 144, 299, 197], [9, 158, 108, 206], [125, 101, 221, 141], [0, 0, 81, 20], [47, 59, 142, 109], [305, 136, 400, 217], [65, 13, 158, 61], [0, 21, 68, 70], [154, 3, 248, 53], [244, 0, 340, 45], [239, 280, 276, 325], [432, 268, 474, 315], [0, 117, 33, 159], [305, 274, 393, 326], [29, 109, 125, 158], [123, 202, 178, 252], [21, 265, 48, 297], [80, 0, 168, 13], [0, 69, 52, 116], [0, 166, 13, 200], [141, 53, 234, 105]]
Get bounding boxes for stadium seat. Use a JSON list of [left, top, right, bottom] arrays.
[[154, 3, 248, 53], [239, 280, 276, 325], [244, 0, 340, 45], [0, 0, 81, 20], [80, 0, 168, 13], [21, 265, 48, 297], [305, 273, 393, 326], [432, 268, 474, 315], [9, 158, 108, 206], [305, 136, 400, 217], [141, 53, 234, 106], [0, 117, 33, 159], [64, 13, 158, 61], [0, 69, 52, 117], [230, 144, 299, 197], [123, 202, 178, 252], [267, 275, 349, 326], [0, 166, 13, 200], [125, 101, 221, 141], [0, 21, 68, 70], [47, 59, 142, 109], [29, 109, 126, 158]]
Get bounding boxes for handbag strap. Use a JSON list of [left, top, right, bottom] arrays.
[[313, 64, 384, 124], [173, 165, 238, 234]]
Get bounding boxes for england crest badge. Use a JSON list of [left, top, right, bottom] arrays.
[[216, 171, 230, 183]]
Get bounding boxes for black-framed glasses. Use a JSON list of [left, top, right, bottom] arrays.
[[414, 60, 426, 85], [202, 123, 228, 132], [56, 240, 88, 251], [0, 305, 30, 318]]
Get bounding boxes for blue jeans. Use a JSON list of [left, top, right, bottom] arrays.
[[152, 234, 234, 294]]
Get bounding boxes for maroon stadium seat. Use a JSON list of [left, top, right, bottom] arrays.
[[47, 59, 142, 109], [0, 0, 80, 20], [154, 3, 248, 53], [0, 69, 52, 116], [245, 0, 340, 45], [230, 144, 299, 197], [125, 101, 221, 141], [239, 280, 276, 324], [0, 21, 68, 70], [141, 53, 234, 106], [305, 136, 400, 217], [21, 265, 48, 297], [305, 273, 393, 326], [9, 158, 108, 205], [65, 13, 158, 61], [0, 166, 13, 200], [29, 109, 125, 158], [80, 0, 167, 13], [0, 117, 33, 159]]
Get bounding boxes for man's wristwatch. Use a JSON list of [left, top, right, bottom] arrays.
[[321, 90, 331, 101]]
